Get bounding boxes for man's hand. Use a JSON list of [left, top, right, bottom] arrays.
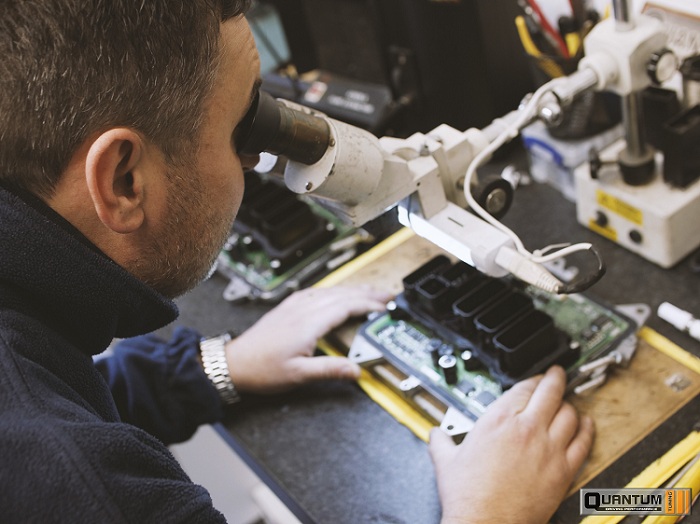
[[429, 366, 595, 524], [226, 286, 391, 394]]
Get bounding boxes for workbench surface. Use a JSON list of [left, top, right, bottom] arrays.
[[165, 179, 700, 524]]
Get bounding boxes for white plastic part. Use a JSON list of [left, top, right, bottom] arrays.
[[658, 302, 700, 341], [578, 51, 620, 91], [397, 202, 513, 278], [494, 246, 563, 293], [581, 14, 667, 95], [574, 141, 700, 268], [285, 118, 385, 205]]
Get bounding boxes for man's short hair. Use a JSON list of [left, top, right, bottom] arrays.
[[0, 0, 251, 197]]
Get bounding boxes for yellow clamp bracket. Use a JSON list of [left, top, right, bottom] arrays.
[[640, 454, 699, 523], [580, 431, 700, 524], [315, 228, 434, 442], [639, 326, 700, 376]]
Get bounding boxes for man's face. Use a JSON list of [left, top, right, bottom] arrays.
[[138, 16, 261, 298]]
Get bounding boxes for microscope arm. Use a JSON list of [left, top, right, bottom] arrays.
[[243, 2, 669, 293], [281, 106, 569, 290]]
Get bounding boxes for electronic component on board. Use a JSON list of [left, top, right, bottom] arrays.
[[350, 256, 637, 437], [217, 171, 373, 302], [438, 354, 458, 385]]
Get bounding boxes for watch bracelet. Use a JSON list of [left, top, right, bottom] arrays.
[[199, 331, 241, 405]]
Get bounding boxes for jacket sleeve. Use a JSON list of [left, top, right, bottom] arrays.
[[95, 326, 224, 445]]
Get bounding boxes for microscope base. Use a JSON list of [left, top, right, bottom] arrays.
[[574, 140, 700, 268]]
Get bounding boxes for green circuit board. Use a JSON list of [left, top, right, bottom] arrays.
[[358, 281, 634, 424], [218, 200, 355, 289], [527, 288, 631, 368], [365, 314, 503, 416]]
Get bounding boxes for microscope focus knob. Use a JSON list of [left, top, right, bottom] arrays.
[[470, 174, 514, 220], [647, 48, 678, 85]]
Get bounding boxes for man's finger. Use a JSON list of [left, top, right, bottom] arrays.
[[428, 427, 455, 469], [523, 366, 567, 423], [288, 293, 390, 338], [291, 355, 361, 383], [548, 401, 580, 446], [489, 372, 544, 417], [566, 415, 595, 473], [295, 286, 392, 309]]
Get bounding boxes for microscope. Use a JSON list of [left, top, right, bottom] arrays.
[[239, 0, 684, 294], [232, 0, 683, 432], [572, 0, 699, 269]]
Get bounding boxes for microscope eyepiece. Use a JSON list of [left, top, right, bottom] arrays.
[[237, 91, 331, 165]]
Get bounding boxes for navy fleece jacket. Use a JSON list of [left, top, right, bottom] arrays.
[[0, 183, 227, 522]]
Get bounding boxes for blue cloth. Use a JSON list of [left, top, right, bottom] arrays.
[[96, 327, 225, 444], [0, 183, 226, 522]]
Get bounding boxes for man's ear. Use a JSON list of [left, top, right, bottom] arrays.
[[84, 128, 148, 234]]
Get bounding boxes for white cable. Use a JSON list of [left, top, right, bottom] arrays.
[[531, 243, 594, 264], [533, 243, 571, 256], [462, 77, 595, 280], [463, 77, 561, 249]]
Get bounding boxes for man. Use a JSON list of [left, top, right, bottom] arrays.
[[0, 1, 593, 522]]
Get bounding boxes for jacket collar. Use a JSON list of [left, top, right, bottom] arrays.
[[0, 183, 178, 355]]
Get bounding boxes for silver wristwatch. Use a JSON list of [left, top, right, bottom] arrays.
[[199, 332, 241, 406]]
